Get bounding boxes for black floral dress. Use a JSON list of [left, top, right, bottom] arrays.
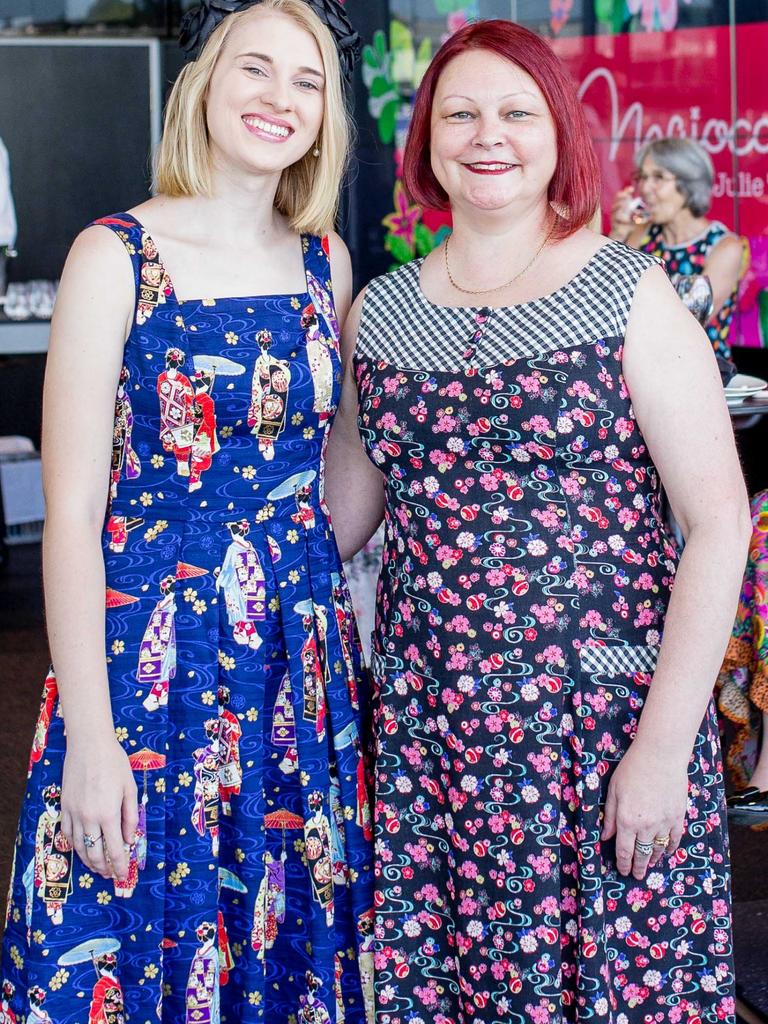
[[353, 242, 735, 1024]]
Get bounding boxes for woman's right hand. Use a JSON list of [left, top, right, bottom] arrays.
[[609, 186, 638, 240], [61, 735, 138, 881]]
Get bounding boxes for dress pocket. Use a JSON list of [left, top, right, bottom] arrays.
[[579, 643, 660, 678]]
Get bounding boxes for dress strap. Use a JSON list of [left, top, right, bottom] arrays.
[[303, 233, 340, 343], [90, 212, 175, 327], [90, 213, 144, 295]]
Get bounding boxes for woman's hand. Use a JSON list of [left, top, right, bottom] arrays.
[[601, 738, 688, 879], [61, 735, 138, 881], [609, 185, 638, 241]]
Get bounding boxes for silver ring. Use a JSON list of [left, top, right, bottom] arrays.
[[634, 839, 654, 856], [82, 832, 101, 850]]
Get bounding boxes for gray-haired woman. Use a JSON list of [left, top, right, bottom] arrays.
[[610, 137, 744, 360]]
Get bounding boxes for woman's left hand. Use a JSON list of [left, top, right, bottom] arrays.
[[601, 739, 689, 879]]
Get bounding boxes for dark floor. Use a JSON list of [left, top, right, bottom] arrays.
[[0, 544, 766, 1017]]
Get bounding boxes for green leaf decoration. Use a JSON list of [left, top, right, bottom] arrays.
[[362, 29, 400, 144], [385, 233, 415, 265], [415, 38, 433, 86], [390, 19, 413, 54], [594, 0, 627, 33], [414, 223, 435, 258]]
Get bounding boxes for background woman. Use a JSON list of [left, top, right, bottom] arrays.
[[1, 2, 373, 1022], [327, 19, 749, 1023], [611, 137, 745, 360]]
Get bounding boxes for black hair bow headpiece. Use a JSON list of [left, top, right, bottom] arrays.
[[179, 0, 360, 83]]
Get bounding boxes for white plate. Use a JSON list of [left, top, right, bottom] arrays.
[[724, 374, 768, 405]]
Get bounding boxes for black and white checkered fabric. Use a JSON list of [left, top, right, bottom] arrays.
[[579, 644, 660, 678], [356, 240, 661, 372]]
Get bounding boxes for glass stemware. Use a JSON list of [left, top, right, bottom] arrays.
[[670, 273, 714, 326]]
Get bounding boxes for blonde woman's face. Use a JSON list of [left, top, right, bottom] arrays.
[[206, 9, 326, 180]]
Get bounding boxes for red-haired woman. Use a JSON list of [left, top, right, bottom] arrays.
[[326, 18, 748, 1023]]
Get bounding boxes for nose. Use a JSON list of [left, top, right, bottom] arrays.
[[472, 115, 504, 150], [260, 76, 294, 113]]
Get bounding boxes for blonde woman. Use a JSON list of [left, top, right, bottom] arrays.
[[0, 3, 374, 1022]]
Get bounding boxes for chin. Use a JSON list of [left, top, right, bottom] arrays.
[[463, 191, 518, 212]]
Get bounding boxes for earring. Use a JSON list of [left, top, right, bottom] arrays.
[[312, 143, 320, 158]]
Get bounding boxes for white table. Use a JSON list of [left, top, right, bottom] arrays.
[[0, 319, 50, 355]]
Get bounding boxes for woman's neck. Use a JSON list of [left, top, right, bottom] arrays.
[[167, 159, 288, 249], [445, 206, 553, 287], [661, 209, 709, 247]]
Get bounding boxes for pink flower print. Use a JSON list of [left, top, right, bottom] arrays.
[[382, 180, 422, 249], [531, 602, 557, 625], [379, 411, 398, 430], [516, 373, 543, 396], [485, 568, 506, 587], [615, 416, 635, 441], [479, 472, 501, 492], [429, 449, 456, 472], [528, 414, 552, 432]]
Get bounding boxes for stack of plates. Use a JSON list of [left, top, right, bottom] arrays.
[[724, 374, 768, 407]]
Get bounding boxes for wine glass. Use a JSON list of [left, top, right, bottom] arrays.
[[670, 273, 714, 326]]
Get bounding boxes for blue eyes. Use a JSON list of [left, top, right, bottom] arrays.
[[243, 66, 320, 91], [448, 110, 530, 121]]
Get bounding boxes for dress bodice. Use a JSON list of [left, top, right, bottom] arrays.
[[97, 213, 342, 521]]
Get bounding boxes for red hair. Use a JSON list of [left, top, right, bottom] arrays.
[[402, 20, 601, 239]]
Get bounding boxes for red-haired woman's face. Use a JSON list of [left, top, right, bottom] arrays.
[[429, 49, 557, 216]]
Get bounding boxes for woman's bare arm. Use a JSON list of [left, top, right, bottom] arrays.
[[601, 264, 751, 878], [325, 288, 385, 561], [43, 225, 138, 881], [704, 233, 744, 322]]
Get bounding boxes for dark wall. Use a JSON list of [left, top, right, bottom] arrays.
[[0, 40, 157, 282]]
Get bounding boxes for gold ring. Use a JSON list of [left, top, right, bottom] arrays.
[[653, 834, 670, 846]]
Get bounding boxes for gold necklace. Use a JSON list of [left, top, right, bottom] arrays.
[[443, 230, 552, 296]]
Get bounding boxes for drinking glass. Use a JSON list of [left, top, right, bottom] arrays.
[[670, 273, 714, 325]]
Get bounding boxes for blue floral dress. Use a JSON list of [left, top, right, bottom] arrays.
[[1, 213, 374, 1024], [354, 242, 735, 1024]]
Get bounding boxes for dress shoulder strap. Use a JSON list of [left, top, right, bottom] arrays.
[[89, 212, 174, 326], [356, 262, 420, 363], [584, 241, 664, 337], [90, 213, 144, 293], [303, 233, 341, 343]]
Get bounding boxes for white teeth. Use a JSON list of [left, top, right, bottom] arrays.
[[243, 116, 291, 138], [470, 163, 512, 170]]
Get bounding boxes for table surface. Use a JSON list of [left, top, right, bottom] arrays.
[[0, 318, 50, 355]]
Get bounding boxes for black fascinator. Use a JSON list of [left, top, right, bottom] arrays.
[[179, 0, 360, 83]]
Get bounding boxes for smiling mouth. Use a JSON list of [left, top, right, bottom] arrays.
[[242, 115, 294, 140], [464, 162, 517, 174]]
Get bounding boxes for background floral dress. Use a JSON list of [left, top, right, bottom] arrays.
[[354, 242, 735, 1024], [1, 214, 374, 1024], [640, 221, 742, 360], [718, 489, 768, 791]]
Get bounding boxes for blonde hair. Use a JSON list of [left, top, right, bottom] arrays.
[[154, 0, 351, 235]]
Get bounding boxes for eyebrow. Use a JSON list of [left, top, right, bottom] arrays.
[[442, 91, 537, 102], [236, 51, 325, 78]]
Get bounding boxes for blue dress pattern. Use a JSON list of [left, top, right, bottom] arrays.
[[1, 214, 374, 1024]]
